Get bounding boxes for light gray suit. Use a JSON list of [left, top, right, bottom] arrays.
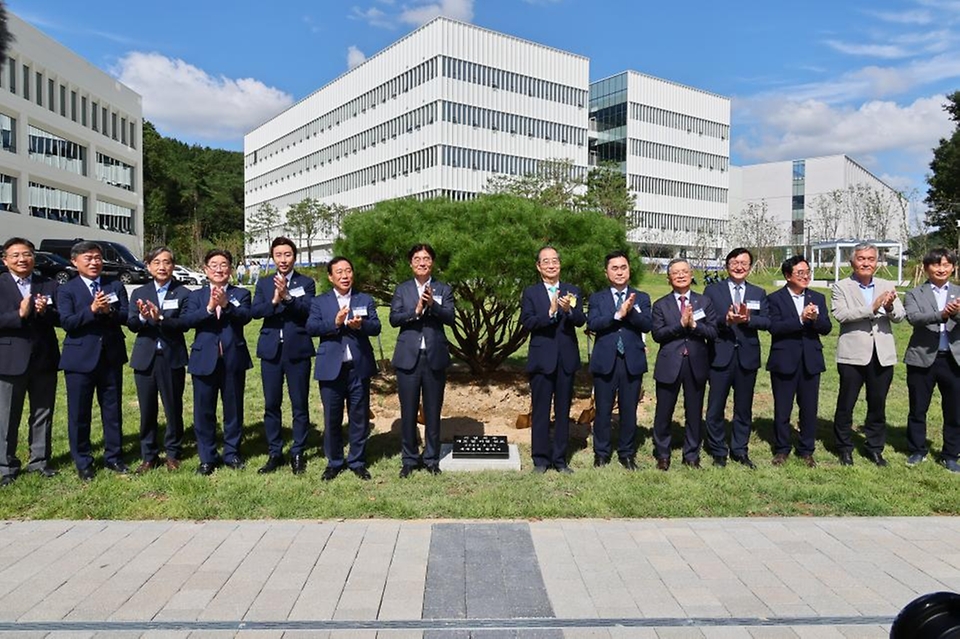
[[903, 281, 960, 460], [830, 276, 906, 456]]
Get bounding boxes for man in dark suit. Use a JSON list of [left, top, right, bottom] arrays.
[[58, 240, 129, 481], [651, 258, 718, 470], [306, 256, 381, 481], [0, 238, 60, 486], [127, 247, 191, 473], [586, 250, 651, 470], [766, 255, 832, 467], [183, 249, 253, 476], [390, 243, 456, 478], [251, 237, 316, 475], [521, 246, 586, 474], [702, 248, 770, 469], [903, 248, 960, 472]]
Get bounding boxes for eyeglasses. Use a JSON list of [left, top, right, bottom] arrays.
[[5, 251, 34, 259], [792, 270, 811, 277], [206, 263, 231, 272], [77, 254, 103, 263], [538, 258, 560, 265], [411, 257, 433, 264]]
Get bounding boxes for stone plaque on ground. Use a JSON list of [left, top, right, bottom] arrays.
[[453, 435, 509, 459]]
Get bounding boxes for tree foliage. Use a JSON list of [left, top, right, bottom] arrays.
[[581, 162, 635, 222], [926, 90, 960, 250], [334, 195, 631, 374], [141, 121, 244, 265], [728, 200, 784, 268]]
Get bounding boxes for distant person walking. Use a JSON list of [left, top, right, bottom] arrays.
[[236, 261, 247, 286], [250, 260, 261, 285]]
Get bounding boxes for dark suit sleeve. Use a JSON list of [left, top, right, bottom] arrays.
[[651, 299, 682, 343], [250, 278, 273, 319], [182, 290, 210, 328], [567, 286, 586, 328], [358, 296, 381, 337], [520, 287, 551, 331], [156, 289, 191, 332], [389, 283, 415, 327], [35, 281, 61, 329], [306, 296, 337, 337], [746, 290, 772, 331], [905, 288, 942, 326], [692, 296, 718, 341], [430, 284, 456, 325], [586, 292, 611, 333], [58, 283, 97, 332], [813, 294, 832, 335], [0, 297, 23, 329], [126, 290, 147, 332], [223, 288, 253, 325], [288, 277, 316, 319], [627, 292, 653, 333], [768, 295, 800, 336]]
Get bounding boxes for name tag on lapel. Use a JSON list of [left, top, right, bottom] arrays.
[[104, 292, 119, 304], [289, 286, 306, 298], [693, 308, 706, 321], [162, 299, 180, 311], [746, 300, 760, 311], [633, 304, 642, 314], [229, 297, 241, 307], [352, 306, 368, 317]]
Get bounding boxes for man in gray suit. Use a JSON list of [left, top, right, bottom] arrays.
[[831, 242, 906, 466], [390, 244, 456, 478], [903, 248, 960, 472]]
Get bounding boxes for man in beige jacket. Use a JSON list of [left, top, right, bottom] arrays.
[[831, 242, 906, 466]]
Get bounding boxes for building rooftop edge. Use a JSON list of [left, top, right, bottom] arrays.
[[589, 70, 730, 101]]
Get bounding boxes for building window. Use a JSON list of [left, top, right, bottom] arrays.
[[28, 181, 86, 225], [71, 91, 78, 122], [48, 78, 55, 112], [22, 65, 29, 101], [128, 121, 136, 149], [96, 200, 134, 234], [28, 125, 86, 175], [6, 58, 15, 95], [59, 84, 66, 116], [91, 102, 98, 131], [81, 97, 88, 127], [111, 112, 118, 140], [101, 107, 108, 136], [1, 113, 16, 153], [96, 152, 134, 190], [0, 174, 16, 211]]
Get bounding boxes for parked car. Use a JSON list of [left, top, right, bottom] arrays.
[[34, 251, 78, 284], [0, 250, 78, 284], [39, 238, 151, 284], [172, 265, 207, 285]]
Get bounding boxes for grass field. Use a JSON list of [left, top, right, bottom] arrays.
[[1, 265, 958, 520]]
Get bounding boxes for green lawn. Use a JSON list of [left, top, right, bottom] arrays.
[[2, 266, 958, 520]]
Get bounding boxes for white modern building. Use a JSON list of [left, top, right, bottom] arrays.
[[589, 71, 730, 257], [729, 154, 906, 252], [0, 13, 143, 255], [244, 18, 730, 260]]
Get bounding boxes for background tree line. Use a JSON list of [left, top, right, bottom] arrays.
[[142, 121, 244, 266]]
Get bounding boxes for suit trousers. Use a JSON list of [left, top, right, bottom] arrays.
[[319, 363, 370, 470], [396, 353, 446, 467], [529, 368, 575, 469], [833, 352, 894, 454], [260, 355, 312, 457], [0, 363, 56, 477], [65, 356, 124, 470], [770, 368, 820, 457], [705, 361, 758, 459], [906, 355, 960, 460], [134, 351, 185, 462], [191, 359, 246, 465], [592, 355, 642, 460], [652, 357, 705, 462]]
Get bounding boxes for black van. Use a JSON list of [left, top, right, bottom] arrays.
[[39, 238, 151, 284]]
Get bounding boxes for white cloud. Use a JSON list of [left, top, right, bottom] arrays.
[[867, 8, 934, 25], [113, 52, 294, 142], [823, 40, 911, 59], [399, 0, 474, 26], [350, 6, 395, 29], [734, 94, 954, 164], [347, 45, 368, 70]]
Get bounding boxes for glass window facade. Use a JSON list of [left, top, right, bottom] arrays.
[[0, 173, 16, 211], [96, 152, 134, 190], [96, 199, 134, 234], [28, 125, 86, 175], [1, 113, 15, 153], [29, 181, 85, 225]]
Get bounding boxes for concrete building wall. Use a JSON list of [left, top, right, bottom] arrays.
[[0, 13, 144, 256]]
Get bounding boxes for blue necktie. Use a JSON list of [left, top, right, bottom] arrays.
[[615, 291, 625, 355], [90, 280, 100, 296]]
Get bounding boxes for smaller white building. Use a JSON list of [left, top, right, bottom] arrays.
[[729, 154, 906, 253], [0, 13, 143, 255]]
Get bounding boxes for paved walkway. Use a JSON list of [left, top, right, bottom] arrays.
[[2, 517, 959, 637]]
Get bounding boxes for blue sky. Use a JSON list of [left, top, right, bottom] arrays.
[[11, 0, 960, 206]]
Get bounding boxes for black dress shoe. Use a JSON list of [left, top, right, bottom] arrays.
[[196, 462, 217, 476], [29, 466, 59, 478], [618, 456, 638, 471], [682, 457, 702, 469], [731, 455, 757, 470], [532, 465, 549, 474], [258, 455, 284, 474], [321, 465, 343, 481], [866, 451, 888, 467], [424, 465, 442, 476], [712, 455, 727, 468], [78, 466, 96, 481], [656, 457, 670, 471], [224, 457, 246, 470], [0, 475, 15, 487], [399, 464, 417, 479], [351, 466, 372, 480], [104, 461, 130, 474], [555, 466, 574, 475], [800, 454, 818, 468], [290, 454, 307, 475], [839, 452, 854, 466], [594, 455, 611, 468]]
